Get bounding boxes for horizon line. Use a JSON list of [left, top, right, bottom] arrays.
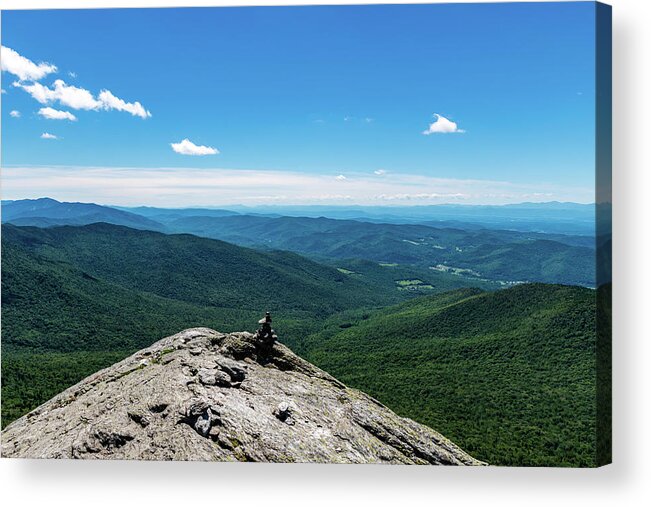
[[2, 196, 598, 210]]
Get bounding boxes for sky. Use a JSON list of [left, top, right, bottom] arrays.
[[1, 3, 598, 207]]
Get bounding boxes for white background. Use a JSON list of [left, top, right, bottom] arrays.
[[1, 0, 649, 505]]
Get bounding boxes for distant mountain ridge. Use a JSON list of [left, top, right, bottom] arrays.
[[1, 198, 165, 231], [2, 198, 597, 287], [197, 202, 597, 235], [158, 214, 596, 286], [112, 205, 240, 219], [2, 222, 392, 321]]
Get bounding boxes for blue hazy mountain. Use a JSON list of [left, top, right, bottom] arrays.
[[2, 198, 165, 231], [10, 199, 593, 236], [115, 201, 595, 235], [113, 205, 240, 220], [215, 202, 596, 235]]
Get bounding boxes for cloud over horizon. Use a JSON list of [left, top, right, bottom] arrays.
[[422, 113, 465, 135], [170, 139, 219, 156], [0, 165, 593, 208]]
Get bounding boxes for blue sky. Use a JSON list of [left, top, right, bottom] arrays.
[[1, 3, 598, 206]]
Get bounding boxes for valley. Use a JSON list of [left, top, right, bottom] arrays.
[[3, 198, 597, 287], [0, 221, 486, 425], [0, 199, 608, 467]]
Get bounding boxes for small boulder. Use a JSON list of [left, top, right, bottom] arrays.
[[216, 357, 247, 383], [194, 411, 212, 437], [182, 402, 221, 438], [198, 368, 232, 387], [273, 401, 296, 425]]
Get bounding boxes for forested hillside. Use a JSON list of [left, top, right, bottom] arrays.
[[159, 214, 596, 286], [1, 223, 604, 468], [294, 284, 599, 467], [1, 223, 482, 425]]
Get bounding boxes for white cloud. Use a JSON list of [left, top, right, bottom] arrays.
[[98, 89, 151, 119], [9, 110, 21, 118], [374, 169, 387, 175], [1, 46, 57, 81], [1, 88, 7, 94], [422, 113, 465, 135], [15, 79, 101, 109], [12, 81, 51, 103], [170, 139, 219, 156], [40, 132, 59, 139], [335, 174, 347, 181], [4, 47, 152, 119], [38, 107, 77, 121], [364, 117, 374, 123], [376, 192, 468, 201], [14, 79, 152, 118], [1, 166, 594, 207], [51, 80, 102, 109], [522, 192, 554, 199]]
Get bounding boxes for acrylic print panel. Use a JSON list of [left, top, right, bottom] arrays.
[[0, 1, 611, 467]]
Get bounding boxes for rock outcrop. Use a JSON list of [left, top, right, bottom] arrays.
[[1, 328, 484, 464]]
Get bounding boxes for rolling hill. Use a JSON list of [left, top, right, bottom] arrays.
[[2, 222, 490, 426], [291, 283, 602, 467], [1, 222, 402, 425], [0, 222, 608, 467], [2, 199, 597, 287], [158, 214, 596, 286], [112, 205, 240, 219], [1, 222, 406, 351]]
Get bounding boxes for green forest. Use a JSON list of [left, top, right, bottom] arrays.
[[2, 222, 459, 424], [1, 222, 607, 468], [293, 284, 603, 467]]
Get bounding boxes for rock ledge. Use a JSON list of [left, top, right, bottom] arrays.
[[1, 328, 485, 465]]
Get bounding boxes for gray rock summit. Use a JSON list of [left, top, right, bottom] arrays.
[[1, 328, 484, 465]]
